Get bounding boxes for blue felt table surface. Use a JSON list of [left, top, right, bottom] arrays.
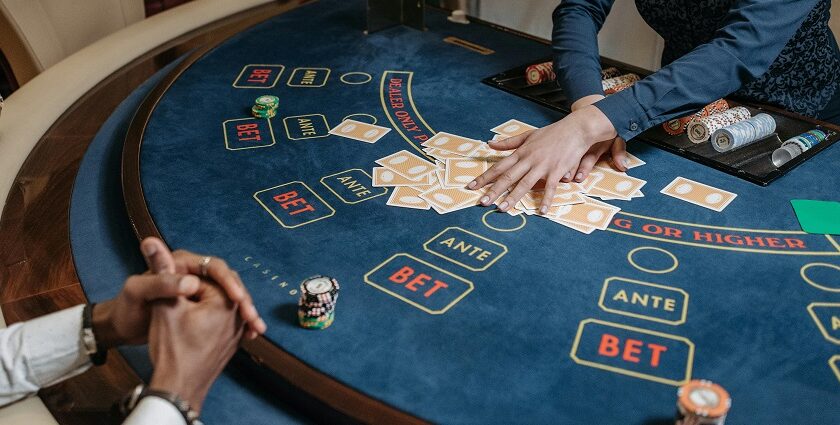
[[74, 1, 840, 424]]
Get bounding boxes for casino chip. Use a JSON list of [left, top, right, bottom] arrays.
[[255, 95, 279, 109], [298, 275, 339, 330], [772, 128, 828, 167], [601, 73, 640, 94], [686, 106, 751, 144], [676, 380, 731, 425], [663, 99, 729, 136], [525, 61, 555, 86], [251, 95, 279, 119], [599, 67, 622, 80], [711, 113, 776, 153]]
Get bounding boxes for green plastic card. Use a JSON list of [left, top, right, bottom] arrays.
[[790, 200, 840, 235]]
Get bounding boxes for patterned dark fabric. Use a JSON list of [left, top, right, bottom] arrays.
[[635, 0, 840, 118]]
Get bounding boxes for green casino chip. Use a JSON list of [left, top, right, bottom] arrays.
[[255, 95, 279, 109], [251, 105, 276, 119]]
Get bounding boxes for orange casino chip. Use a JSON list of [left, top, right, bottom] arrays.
[[663, 99, 729, 136], [676, 379, 731, 424]]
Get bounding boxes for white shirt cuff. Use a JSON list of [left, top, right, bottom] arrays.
[[21, 304, 92, 387], [123, 396, 187, 425]]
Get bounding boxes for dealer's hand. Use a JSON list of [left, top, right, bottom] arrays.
[[565, 94, 629, 183], [468, 103, 618, 215], [140, 237, 266, 339], [147, 281, 244, 413]]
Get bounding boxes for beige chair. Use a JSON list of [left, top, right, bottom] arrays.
[[0, 1, 275, 423], [0, 0, 144, 87]]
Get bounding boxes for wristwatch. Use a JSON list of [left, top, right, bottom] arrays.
[[118, 384, 203, 425], [81, 304, 107, 365]]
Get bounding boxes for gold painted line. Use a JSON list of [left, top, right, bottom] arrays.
[[442, 36, 494, 55], [829, 355, 840, 385], [379, 71, 434, 161], [569, 318, 694, 386], [605, 228, 840, 256], [826, 235, 840, 253], [617, 211, 807, 234], [405, 71, 436, 136]]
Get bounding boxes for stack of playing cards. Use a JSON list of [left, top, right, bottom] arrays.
[[367, 119, 650, 234]]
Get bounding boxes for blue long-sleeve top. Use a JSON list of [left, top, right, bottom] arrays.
[[552, 0, 840, 140]]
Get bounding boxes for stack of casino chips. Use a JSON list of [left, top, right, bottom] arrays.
[[772, 128, 829, 167], [602, 73, 640, 95], [675, 380, 731, 425], [711, 113, 776, 153], [663, 99, 729, 136], [686, 106, 751, 144], [524, 63, 623, 86], [599, 66, 622, 80], [525, 61, 555, 85], [251, 95, 279, 119], [297, 275, 339, 330]]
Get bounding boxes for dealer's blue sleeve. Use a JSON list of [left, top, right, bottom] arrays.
[[551, 0, 615, 104], [552, 0, 822, 141]]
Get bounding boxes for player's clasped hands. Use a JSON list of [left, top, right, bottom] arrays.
[[468, 101, 627, 214], [93, 237, 266, 414]]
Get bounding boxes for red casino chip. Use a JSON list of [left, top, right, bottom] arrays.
[[525, 61, 555, 85]]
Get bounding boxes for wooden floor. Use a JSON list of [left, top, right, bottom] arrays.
[[0, 4, 292, 423]]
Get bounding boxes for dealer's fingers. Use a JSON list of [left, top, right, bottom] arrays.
[[610, 137, 628, 172], [575, 145, 609, 182], [487, 132, 527, 151], [469, 152, 519, 190], [539, 169, 565, 215], [480, 161, 531, 207], [499, 168, 545, 212]]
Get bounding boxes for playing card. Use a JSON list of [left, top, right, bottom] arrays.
[[375, 150, 436, 180], [372, 167, 432, 187], [424, 148, 467, 160], [473, 143, 512, 161], [444, 158, 488, 187], [548, 197, 620, 230], [329, 119, 391, 143], [549, 217, 597, 234], [420, 186, 482, 213], [589, 169, 646, 198], [660, 177, 737, 212], [586, 186, 632, 201], [422, 132, 484, 156], [521, 190, 585, 210], [624, 152, 645, 168], [386, 186, 431, 210], [578, 172, 605, 192], [490, 119, 537, 137], [594, 152, 645, 171]]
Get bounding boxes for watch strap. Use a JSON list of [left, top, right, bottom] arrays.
[[118, 384, 203, 425], [81, 304, 108, 365]]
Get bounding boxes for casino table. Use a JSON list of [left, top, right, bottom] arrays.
[[8, 0, 840, 423]]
